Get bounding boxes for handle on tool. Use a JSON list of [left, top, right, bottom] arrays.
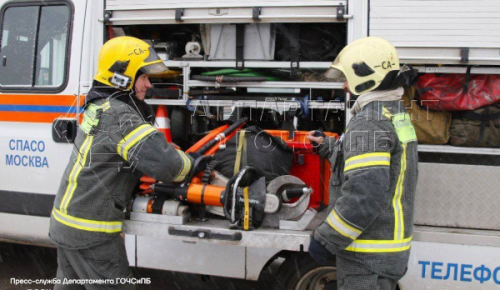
[[281, 187, 312, 202], [168, 227, 242, 241], [151, 183, 176, 197]]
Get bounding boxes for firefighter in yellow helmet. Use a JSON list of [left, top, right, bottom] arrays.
[[307, 37, 419, 290], [49, 36, 193, 289]]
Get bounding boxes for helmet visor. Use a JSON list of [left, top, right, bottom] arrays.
[[140, 62, 168, 75], [324, 67, 345, 79], [144, 46, 163, 63]]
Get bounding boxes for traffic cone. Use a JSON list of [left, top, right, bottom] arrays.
[[155, 105, 172, 143]]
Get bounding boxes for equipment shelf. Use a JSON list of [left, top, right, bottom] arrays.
[[188, 80, 343, 90], [414, 66, 500, 75], [165, 60, 333, 69], [146, 99, 345, 110], [418, 145, 500, 156]]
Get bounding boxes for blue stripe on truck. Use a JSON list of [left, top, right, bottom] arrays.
[[0, 105, 78, 114]]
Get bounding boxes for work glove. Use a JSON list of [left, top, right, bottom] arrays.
[[309, 235, 335, 264], [307, 130, 326, 147], [185, 154, 212, 183]]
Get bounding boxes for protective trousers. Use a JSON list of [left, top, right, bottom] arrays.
[[337, 257, 398, 290], [55, 237, 135, 290]]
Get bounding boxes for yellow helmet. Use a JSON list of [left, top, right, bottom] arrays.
[[94, 36, 167, 90], [324, 37, 400, 95]]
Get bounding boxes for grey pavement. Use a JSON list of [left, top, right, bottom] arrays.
[[0, 242, 277, 290]]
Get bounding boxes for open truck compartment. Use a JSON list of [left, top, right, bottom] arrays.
[[101, 0, 500, 242]]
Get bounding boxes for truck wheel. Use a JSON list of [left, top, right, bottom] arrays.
[[274, 253, 337, 290]]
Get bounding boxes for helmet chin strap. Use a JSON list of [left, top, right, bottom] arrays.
[[375, 64, 418, 91], [128, 88, 149, 122]]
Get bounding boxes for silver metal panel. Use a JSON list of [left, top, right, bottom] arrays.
[[136, 236, 246, 279], [369, 0, 500, 64], [129, 212, 190, 225], [245, 247, 281, 280], [415, 163, 500, 230], [124, 219, 311, 251]]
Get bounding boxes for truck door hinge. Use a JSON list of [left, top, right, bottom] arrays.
[[175, 8, 184, 22], [337, 4, 346, 21], [460, 48, 470, 64], [103, 10, 112, 24], [253, 7, 261, 21]]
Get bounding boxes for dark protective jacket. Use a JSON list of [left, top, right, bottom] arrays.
[[49, 88, 192, 249], [314, 100, 418, 279]]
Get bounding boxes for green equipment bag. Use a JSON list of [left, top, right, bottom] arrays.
[[450, 103, 500, 147], [403, 86, 452, 145]]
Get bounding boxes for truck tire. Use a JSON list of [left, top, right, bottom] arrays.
[[274, 253, 337, 290]]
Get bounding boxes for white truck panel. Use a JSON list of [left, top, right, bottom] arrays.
[[369, 0, 500, 64], [401, 241, 500, 289], [0, 122, 72, 195]]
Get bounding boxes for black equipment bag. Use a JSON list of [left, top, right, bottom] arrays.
[[214, 126, 293, 181]]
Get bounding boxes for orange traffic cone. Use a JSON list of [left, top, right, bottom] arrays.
[[155, 105, 172, 143]]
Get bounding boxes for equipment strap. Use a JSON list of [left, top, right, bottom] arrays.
[[233, 130, 247, 175], [243, 187, 250, 231], [462, 66, 472, 95]]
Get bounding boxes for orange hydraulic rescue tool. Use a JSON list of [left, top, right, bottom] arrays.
[[151, 118, 248, 207]]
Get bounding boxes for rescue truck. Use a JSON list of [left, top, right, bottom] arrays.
[[1, 0, 499, 289]]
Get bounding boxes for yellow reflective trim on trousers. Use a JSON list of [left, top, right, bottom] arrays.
[[172, 150, 192, 182], [52, 208, 122, 233], [117, 124, 156, 161], [351, 236, 412, 245], [345, 245, 411, 253], [326, 210, 362, 240], [60, 135, 94, 214], [345, 237, 412, 253], [393, 144, 407, 240], [344, 152, 390, 172]]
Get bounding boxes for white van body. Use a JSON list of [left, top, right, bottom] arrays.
[[0, 0, 499, 289]]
